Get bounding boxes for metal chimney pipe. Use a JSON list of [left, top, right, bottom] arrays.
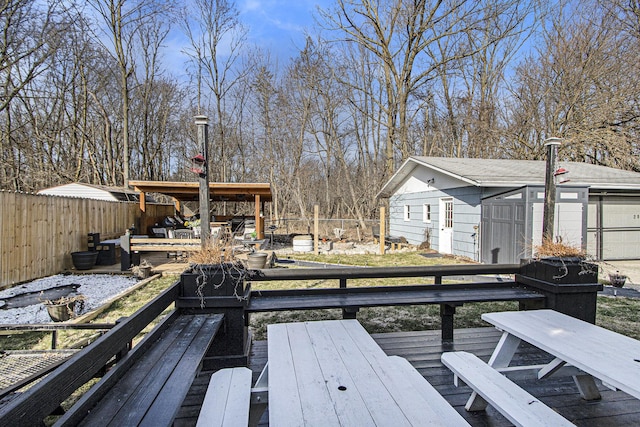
[[195, 115, 211, 247], [542, 137, 562, 243]]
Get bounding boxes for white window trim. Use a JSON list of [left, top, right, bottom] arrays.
[[423, 203, 431, 223], [404, 204, 411, 221]]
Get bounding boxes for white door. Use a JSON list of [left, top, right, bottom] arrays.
[[439, 198, 454, 254]]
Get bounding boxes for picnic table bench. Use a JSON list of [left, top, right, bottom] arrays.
[[55, 312, 224, 426], [266, 319, 470, 426], [442, 351, 574, 427], [442, 309, 640, 427], [196, 367, 253, 427]]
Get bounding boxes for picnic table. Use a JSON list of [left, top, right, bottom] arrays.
[[266, 319, 469, 426], [479, 309, 640, 401]]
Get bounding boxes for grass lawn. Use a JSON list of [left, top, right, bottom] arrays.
[[249, 252, 640, 341], [3, 251, 639, 349]]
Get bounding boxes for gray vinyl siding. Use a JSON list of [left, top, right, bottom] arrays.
[[389, 187, 482, 260]]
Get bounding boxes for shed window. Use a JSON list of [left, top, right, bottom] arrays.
[[404, 205, 411, 221], [423, 204, 431, 223]]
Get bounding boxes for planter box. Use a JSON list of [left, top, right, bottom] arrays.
[[518, 258, 601, 323], [180, 264, 246, 298], [520, 257, 597, 285]]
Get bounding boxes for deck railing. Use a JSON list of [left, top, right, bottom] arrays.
[[0, 260, 601, 426]]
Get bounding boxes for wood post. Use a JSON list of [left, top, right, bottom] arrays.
[[314, 205, 319, 255], [195, 115, 211, 247], [379, 206, 386, 255]]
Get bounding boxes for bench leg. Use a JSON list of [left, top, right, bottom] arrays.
[[249, 364, 269, 427], [342, 307, 359, 319], [440, 304, 456, 342], [574, 374, 602, 400], [465, 332, 521, 410], [465, 392, 489, 411]]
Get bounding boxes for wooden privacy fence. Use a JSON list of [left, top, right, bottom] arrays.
[[0, 191, 173, 288]]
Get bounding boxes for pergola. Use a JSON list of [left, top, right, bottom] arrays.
[[128, 180, 272, 239]]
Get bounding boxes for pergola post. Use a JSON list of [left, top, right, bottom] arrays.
[[543, 137, 562, 243], [254, 194, 262, 239], [195, 115, 211, 247]]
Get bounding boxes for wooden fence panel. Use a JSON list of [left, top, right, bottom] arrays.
[[0, 192, 174, 289]]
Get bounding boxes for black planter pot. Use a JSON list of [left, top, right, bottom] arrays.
[[180, 263, 246, 298], [71, 251, 98, 270]]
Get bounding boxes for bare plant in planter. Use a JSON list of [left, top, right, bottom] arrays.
[[41, 294, 86, 322], [531, 238, 595, 281], [184, 238, 249, 308], [131, 259, 154, 279]]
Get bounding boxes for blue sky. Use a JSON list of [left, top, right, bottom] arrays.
[[164, 0, 330, 79], [239, 0, 329, 59]]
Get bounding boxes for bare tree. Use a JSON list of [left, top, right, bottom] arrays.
[[0, 0, 65, 190], [181, 0, 249, 182], [505, 2, 640, 169], [320, 0, 532, 176], [85, 0, 169, 187]]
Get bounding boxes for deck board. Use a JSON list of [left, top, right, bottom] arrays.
[[175, 327, 640, 426]]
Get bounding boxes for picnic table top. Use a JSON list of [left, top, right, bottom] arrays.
[[482, 309, 640, 400], [267, 319, 468, 426]]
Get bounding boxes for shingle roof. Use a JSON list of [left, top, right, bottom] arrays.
[[378, 157, 640, 197]]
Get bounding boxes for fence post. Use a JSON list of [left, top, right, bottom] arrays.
[[379, 207, 386, 255], [314, 205, 319, 255]]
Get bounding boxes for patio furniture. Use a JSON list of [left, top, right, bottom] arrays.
[[441, 351, 574, 427], [466, 309, 640, 404], [55, 312, 224, 426], [196, 367, 252, 427], [265, 319, 470, 426], [120, 234, 201, 270]]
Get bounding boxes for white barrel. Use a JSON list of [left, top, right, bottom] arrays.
[[292, 235, 313, 252]]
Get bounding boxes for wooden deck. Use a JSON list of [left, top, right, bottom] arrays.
[[176, 327, 640, 426]]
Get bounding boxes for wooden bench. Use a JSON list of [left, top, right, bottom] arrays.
[[441, 351, 574, 427], [197, 367, 252, 427], [388, 356, 471, 424], [56, 313, 224, 426], [121, 234, 202, 270], [246, 282, 545, 341]]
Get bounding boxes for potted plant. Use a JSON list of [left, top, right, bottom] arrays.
[[131, 259, 153, 279], [42, 295, 85, 322], [521, 238, 596, 284], [520, 238, 600, 324], [179, 238, 248, 308], [608, 271, 627, 288]]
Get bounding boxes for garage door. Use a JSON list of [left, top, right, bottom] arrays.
[[588, 195, 640, 260]]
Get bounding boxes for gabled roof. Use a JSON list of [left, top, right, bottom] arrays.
[[378, 156, 640, 197], [37, 183, 141, 202]]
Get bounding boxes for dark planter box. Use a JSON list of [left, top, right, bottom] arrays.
[[180, 263, 246, 298], [520, 257, 597, 284], [179, 263, 250, 366], [518, 258, 601, 324]]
